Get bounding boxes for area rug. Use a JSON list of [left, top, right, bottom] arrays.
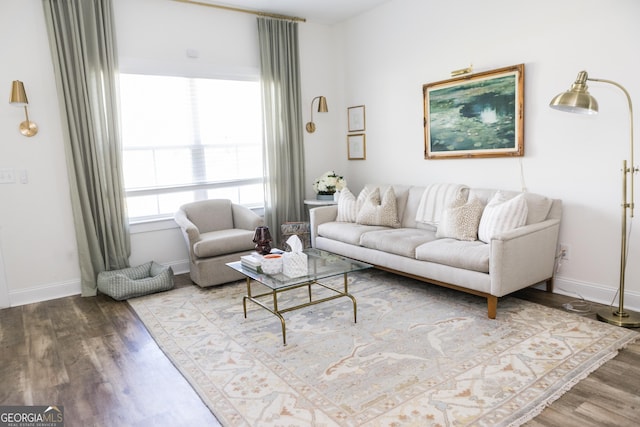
[[128, 270, 638, 427]]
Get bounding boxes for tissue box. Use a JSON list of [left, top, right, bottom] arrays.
[[282, 251, 308, 278]]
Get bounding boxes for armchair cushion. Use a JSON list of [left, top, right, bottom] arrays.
[[193, 229, 256, 258]]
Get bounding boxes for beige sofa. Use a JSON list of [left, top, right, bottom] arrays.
[[310, 184, 562, 318]]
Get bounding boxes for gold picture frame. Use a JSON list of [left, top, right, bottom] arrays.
[[347, 134, 366, 160], [423, 64, 524, 159], [347, 105, 366, 132]]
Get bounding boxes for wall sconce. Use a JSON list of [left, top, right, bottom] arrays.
[[305, 95, 328, 133], [9, 80, 38, 137]]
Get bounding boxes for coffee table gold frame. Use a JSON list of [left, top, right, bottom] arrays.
[[242, 273, 356, 346]]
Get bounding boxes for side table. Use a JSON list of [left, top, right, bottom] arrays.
[[304, 199, 337, 221]]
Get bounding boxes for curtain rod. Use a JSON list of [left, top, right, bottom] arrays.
[[172, 0, 306, 22]]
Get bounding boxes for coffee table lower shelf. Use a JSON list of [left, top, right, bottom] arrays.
[[242, 273, 357, 346]]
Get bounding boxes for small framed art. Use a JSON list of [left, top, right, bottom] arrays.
[[423, 64, 524, 159], [347, 134, 366, 160], [347, 105, 366, 132]]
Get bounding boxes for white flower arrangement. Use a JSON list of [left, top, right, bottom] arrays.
[[312, 171, 346, 194]]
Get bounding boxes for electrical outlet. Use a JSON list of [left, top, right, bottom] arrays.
[[559, 244, 570, 260]]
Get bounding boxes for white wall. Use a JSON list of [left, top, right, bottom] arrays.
[[333, 0, 640, 309], [0, 0, 80, 306], [2, 0, 639, 312]]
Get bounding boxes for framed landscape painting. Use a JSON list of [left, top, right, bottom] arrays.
[[423, 64, 524, 159]]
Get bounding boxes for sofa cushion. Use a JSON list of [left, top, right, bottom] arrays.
[[336, 187, 358, 222], [359, 228, 438, 258], [415, 239, 490, 273], [317, 222, 388, 246], [478, 192, 528, 243], [436, 197, 484, 241], [356, 187, 401, 228], [193, 229, 255, 258]]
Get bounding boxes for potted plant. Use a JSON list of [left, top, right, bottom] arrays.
[[313, 171, 346, 200]]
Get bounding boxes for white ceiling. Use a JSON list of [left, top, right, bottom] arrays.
[[191, 0, 391, 24]]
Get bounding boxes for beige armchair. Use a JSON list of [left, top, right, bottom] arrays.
[[174, 199, 264, 287]]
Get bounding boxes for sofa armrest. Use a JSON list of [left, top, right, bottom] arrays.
[[232, 204, 264, 231], [489, 218, 561, 297], [310, 205, 338, 248], [174, 209, 201, 243]]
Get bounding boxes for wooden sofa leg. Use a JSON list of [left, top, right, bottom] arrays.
[[546, 277, 554, 293], [487, 296, 497, 319]]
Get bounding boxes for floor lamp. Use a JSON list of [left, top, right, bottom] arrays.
[[550, 71, 640, 327]]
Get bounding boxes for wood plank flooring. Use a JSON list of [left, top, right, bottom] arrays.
[[1, 274, 638, 427], [0, 274, 220, 427]]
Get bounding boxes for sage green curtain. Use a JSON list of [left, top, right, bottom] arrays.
[[43, 0, 130, 296], [257, 17, 306, 247]]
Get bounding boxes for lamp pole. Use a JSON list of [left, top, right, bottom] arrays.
[[550, 72, 640, 327], [590, 78, 639, 327]]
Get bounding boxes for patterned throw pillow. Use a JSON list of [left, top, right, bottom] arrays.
[[356, 187, 401, 228], [478, 192, 528, 243], [436, 198, 484, 241], [336, 187, 358, 222]]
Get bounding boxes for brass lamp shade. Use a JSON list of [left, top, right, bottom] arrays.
[[305, 95, 328, 133], [549, 71, 599, 114], [317, 96, 328, 113], [10, 80, 29, 106], [9, 80, 38, 137]]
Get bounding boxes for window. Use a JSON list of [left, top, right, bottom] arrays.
[[119, 74, 264, 222]]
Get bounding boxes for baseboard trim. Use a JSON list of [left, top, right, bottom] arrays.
[[168, 259, 190, 275], [8, 259, 191, 307], [533, 276, 640, 313], [9, 279, 82, 307]]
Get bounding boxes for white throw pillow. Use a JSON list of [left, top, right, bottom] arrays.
[[356, 186, 371, 211], [478, 192, 528, 243], [436, 198, 484, 241], [336, 187, 358, 222], [356, 187, 401, 228]]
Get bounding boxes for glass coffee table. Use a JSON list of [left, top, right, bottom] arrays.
[[226, 248, 372, 345]]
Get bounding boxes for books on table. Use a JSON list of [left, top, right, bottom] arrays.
[[240, 249, 284, 273], [241, 253, 264, 273]]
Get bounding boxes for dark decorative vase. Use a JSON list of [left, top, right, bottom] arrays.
[[253, 226, 272, 255]]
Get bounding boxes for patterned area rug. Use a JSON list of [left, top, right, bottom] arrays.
[[128, 270, 638, 426]]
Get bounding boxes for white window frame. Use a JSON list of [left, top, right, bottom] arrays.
[[118, 67, 265, 226]]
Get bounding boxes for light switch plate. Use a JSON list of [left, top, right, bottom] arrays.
[[0, 169, 16, 184]]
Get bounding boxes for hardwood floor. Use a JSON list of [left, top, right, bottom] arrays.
[[1, 275, 638, 426], [0, 274, 220, 427], [512, 287, 640, 427]]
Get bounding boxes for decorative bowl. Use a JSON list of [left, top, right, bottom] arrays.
[[261, 254, 283, 275]]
